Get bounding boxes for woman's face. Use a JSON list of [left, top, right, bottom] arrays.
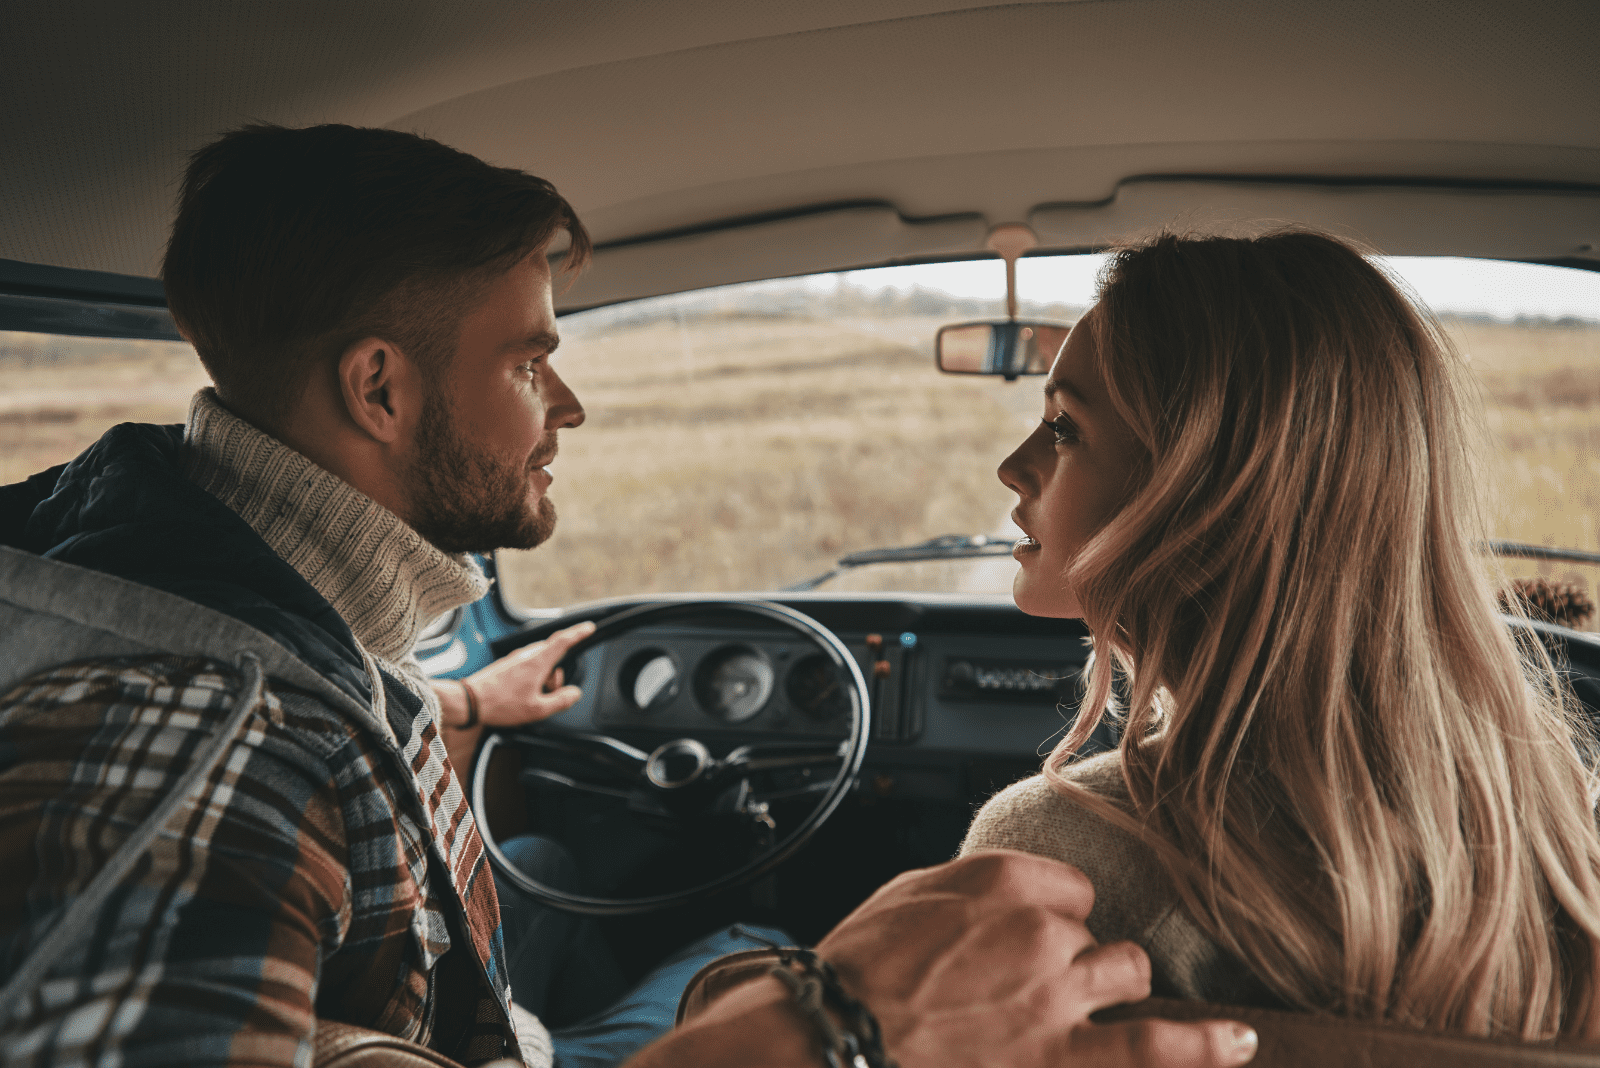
[[998, 306, 1145, 618]]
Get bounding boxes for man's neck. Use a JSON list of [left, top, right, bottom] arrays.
[[180, 387, 487, 665]]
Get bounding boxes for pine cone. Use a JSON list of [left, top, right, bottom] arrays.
[[1498, 577, 1596, 629]]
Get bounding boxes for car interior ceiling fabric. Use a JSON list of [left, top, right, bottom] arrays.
[[2, 0, 1595, 286]]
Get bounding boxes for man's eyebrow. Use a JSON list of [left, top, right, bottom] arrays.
[[510, 330, 561, 355]]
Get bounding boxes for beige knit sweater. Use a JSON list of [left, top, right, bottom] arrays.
[[181, 388, 489, 714], [179, 388, 555, 1067], [960, 750, 1278, 1008]]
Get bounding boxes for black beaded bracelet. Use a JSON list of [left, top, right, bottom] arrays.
[[730, 928, 897, 1068], [452, 678, 480, 730]]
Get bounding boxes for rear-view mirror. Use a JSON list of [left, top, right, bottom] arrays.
[[935, 320, 1071, 380]]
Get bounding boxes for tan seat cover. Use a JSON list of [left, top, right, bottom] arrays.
[[1105, 998, 1600, 1068], [312, 1021, 468, 1068]]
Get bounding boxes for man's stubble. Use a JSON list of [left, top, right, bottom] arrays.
[[406, 386, 557, 555]]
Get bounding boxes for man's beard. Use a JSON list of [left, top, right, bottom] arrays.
[[406, 392, 557, 555]]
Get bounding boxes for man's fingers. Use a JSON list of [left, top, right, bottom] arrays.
[[853, 851, 1097, 927], [517, 621, 596, 667], [551, 620, 597, 646], [545, 666, 564, 692], [1068, 940, 1151, 1013], [525, 685, 583, 721], [1067, 1018, 1258, 1068]]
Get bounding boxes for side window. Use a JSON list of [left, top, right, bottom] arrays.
[[1, 331, 203, 484], [1386, 259, 1600, 628]]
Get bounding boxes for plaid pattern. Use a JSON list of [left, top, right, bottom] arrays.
[[0, 654, 518, 1068]]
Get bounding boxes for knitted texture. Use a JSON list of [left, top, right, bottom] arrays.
[[961, 752, 1279, 1008], [180, 388, 489, 677]]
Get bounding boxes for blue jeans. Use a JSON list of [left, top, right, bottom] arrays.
[[494, 835, 789, 1068]]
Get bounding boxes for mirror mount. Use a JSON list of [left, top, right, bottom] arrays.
[[934, 224, 1065, 380], [986, 223, 1038, 322]]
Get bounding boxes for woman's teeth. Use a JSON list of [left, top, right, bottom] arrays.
[[1014, 536, 1040, 551]]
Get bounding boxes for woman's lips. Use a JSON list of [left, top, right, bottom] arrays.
[[1012, 534, 1041, 557]]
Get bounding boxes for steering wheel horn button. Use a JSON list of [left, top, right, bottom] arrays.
[[645, 738, 714, 789]]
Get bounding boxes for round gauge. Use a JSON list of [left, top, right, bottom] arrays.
[[693, 645, 775, 722], [619, 649, 680, 712], [784, 653, 850, 721]]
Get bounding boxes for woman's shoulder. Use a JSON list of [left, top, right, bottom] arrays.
[[961, 751, 1262, 1001], [959, 752, 1158, 934], [953, 754, 1196, 978], [960, 750, 1138, 870]]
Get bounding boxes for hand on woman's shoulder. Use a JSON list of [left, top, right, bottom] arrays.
[[958, 748, 1184, 953]]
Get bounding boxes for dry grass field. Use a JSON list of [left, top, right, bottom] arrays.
[[1457, 320, 1600, 608], [497, 313, 1032, 605], [4, 313, 1598, 622], [0, 332, 208, 484]]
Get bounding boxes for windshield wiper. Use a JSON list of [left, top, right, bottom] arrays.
[[783, 534, 1018, 592], [781, 537, 1600, 595], [1483, 540, 1600, 565]]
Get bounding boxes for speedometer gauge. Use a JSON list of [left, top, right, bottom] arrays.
[[784, 653, 850, 721], [620, 649, 679, 712], [693, 645, 774, 722]]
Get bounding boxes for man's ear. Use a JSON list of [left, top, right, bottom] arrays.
[[338, 337, 417, 444]]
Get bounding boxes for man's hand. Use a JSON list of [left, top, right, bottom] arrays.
[[639, 850, 1257, 1068], [815, 850, 1257, 1067], [433, 621, 595, 773], [457, 620, 596, 729]]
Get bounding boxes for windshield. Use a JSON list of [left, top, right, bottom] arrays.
[[3, 254, 1597, 614], [496, 255, 1600, 607]]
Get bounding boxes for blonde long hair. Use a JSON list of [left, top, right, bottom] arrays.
[[1046, 229, 1600, 1038]]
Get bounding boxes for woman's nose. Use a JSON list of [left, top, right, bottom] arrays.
[[998, 441, 1029, 497]]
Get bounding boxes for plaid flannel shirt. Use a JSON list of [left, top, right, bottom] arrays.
[[0, 653, 518, 1068]]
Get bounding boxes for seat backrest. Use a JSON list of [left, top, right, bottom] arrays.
[[1106, 998, 1600, 1068], [678, 954, 1600, 1066]]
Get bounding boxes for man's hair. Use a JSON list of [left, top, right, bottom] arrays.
[[162, 123, 591, 427]]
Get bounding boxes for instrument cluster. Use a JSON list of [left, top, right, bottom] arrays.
[[584, 625, 921, 740]]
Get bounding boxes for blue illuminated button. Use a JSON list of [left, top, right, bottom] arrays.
[[899, 632, 917, 649]]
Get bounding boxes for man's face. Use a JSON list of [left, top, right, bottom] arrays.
[[405, 253, 584, 554]]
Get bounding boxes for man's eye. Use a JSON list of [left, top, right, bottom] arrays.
[[1042, 415, 1078, 444]]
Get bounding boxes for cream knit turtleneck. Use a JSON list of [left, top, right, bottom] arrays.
[[180, 388, 489, 689], [180, 389, 554, 1067]]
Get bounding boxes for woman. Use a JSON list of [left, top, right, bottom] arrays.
[[961, 229, 1600, 1040]]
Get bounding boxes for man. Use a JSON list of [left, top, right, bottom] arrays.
[[0, 124, 1256, 1068]]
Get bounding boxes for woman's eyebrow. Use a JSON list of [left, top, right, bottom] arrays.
[[1043, 378, 1087, 405]]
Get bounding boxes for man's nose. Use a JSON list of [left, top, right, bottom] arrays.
[[545, 368, 585, 430]]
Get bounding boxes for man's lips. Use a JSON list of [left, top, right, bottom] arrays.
[[528, 443, 558, 484], [528, 448, 557, 496]]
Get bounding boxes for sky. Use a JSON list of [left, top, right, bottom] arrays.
[[833, 254, 1600, 322]]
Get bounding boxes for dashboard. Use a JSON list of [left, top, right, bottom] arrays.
[[486, 593, 1600, 812], [471, 591, 1600, 945], [490, 594, 1115, 809]]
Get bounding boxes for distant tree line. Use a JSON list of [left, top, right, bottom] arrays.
[[565, 275, 1597, 336]]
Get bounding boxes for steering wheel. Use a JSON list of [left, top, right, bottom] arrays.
[[468, 600, 871, 915]]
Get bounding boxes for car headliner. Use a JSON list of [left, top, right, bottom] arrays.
[[3, 0, 1598, 315]]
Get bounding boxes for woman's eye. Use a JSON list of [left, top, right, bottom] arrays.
[[1042, 415, 1078, 445]]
